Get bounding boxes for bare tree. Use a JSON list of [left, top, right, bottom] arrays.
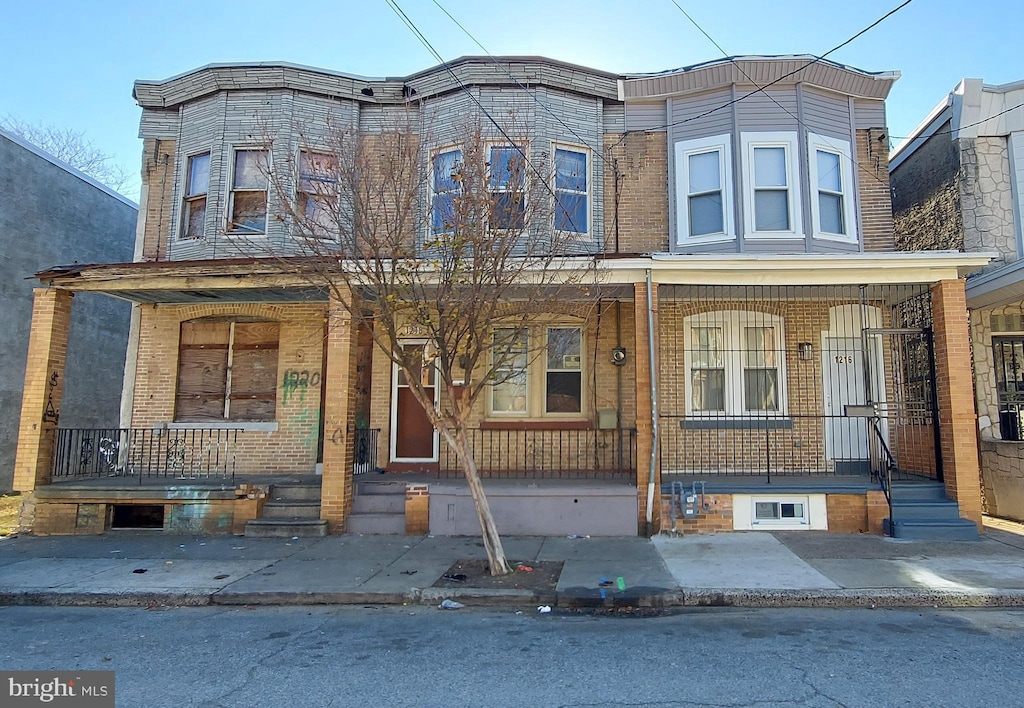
[[1, 116, 134, 195], [264, 113, 601, 574]]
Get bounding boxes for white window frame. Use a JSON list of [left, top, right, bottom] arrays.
[[179, 150, 211, 241], [674, 134, 735, 245], [740, 132, 802, 239], [487, 324, 587, 420], [553, 143, 591, 239], [807, 133, 858, 244], [226, 147, 270, 237], [430, 146, 463, 237], [487, 142, 528, 233], [683, 311, 788, 417], [295, 148, 339, 241], [732, 494, 828, 531], [489, 328, 530, 417]]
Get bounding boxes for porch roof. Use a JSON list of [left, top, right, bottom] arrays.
[[33, 251, 995, 304]]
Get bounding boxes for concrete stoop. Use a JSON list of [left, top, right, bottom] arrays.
[[884, 482, 979, 541], [245, 483, 327, 537], [347, 479, 406, 534]]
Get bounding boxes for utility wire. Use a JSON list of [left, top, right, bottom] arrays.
[[665, 0, 890, 185], [384, 0, 584, 234], [430, 0, 606, 163], [890, 99, 1024, 145], [618, 0, 915, 143]]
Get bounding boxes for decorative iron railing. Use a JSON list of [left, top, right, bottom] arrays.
[[353, 428, 379, 475], [52, 428, 238, 482], [438, 428, 637, 479]]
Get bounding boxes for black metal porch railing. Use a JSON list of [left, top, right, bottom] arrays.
[[438, 428, 637, 479], [353, 428, 379, 475], [659, 412, 940, 483], [52, 428, 238, 482]]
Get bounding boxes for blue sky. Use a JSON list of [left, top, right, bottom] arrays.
[[1, 0, 1020, 200]]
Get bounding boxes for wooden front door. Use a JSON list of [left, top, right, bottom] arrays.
[[391, 342, 438, 461]]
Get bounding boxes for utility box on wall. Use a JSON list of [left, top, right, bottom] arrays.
[[597, 409, 618, 430]]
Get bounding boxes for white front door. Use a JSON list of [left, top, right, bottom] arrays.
[[822, 336, 869, 471]]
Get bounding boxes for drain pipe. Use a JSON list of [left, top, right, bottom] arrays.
[[645, 269, 660, 530]]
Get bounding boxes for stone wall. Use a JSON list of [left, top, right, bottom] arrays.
[[960, 136, 1019, 268], [891, 122, 963, 252]]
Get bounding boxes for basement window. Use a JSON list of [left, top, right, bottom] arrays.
[[110, 505, 165, 530], [751, 497, 808, 528]]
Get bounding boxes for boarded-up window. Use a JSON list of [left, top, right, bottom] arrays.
[[175, 320, 279, 422]]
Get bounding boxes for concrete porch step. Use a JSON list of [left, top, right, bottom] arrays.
[[356, 480, 407, 496], [245, 518, 328, 537], [888, 500, 963, 521], [270, 484, 322, 502], [884, 518, 980, 541], [351, 493, 405, 514], [889, 482, 947, 502], [346, 513, 406, 535], [261, 501, 321, 520]]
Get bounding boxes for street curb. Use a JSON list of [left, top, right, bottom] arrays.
[[679, 588, 1024, 608], [3, 587, 1024, 610], [0, 591, 213, 607]]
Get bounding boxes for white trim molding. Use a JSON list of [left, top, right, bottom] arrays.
[[674, 133, 735, 245], [807, 133, 858, 245]]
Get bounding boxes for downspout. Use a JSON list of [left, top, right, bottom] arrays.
[[645, 269, 659, 529]]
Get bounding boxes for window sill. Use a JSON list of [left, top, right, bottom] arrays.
[[166, 422, 279, 432], [480, 420, 592, 430], [679, 418, 793, 430]]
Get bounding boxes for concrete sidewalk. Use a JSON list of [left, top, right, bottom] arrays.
[[1, 520, 1024, 609]]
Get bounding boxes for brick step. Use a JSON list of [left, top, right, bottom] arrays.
[[269, 484, 322, 502], [884, 518, 980, 541], [888, 500, 963, 521], [261, 501, 321, 520], [351, 493, 405, 514], [346, 513, 406, 535], [245, 518, 328, 538]]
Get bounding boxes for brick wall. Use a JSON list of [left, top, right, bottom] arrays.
[[131, 301, 327, 476], [931, 279, 983, 528], [604, 132, 669, 254], [661, 493, 733, 533], [857, 128, 896, 252], [405, 484, 429, 534], [140, 138, 176, 261]]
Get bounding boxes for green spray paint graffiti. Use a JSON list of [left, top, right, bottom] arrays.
[[281, 369, 321, 405]]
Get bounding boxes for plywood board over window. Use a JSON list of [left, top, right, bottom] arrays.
[[175, 320, 280, 422]]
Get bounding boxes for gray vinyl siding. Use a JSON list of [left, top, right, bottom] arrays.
[[624, 102, 666, 132], [801, 87, 852, 140], [603, 104, 625, 134], [668, 88, 732, 142], [167, 90, 359, 261], [139, 109, 179, 139], [667, 83, 863, 255], [735, 85, 799, 131], [854, 99, 887, 130]]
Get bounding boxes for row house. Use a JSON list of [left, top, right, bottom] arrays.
[[14, 56, 988, 540], [891, 77, 1024, 523]]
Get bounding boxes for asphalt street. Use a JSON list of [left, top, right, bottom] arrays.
[[2, 605, 1023, 707]]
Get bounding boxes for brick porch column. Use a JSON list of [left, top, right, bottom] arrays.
[[13, 288, 74, 528], [931, 279, 983, 529], [320, 291, 359, 532], [634, 280, 660, 535]]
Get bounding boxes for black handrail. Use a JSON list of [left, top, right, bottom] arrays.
[[870, 418, 896, 531]]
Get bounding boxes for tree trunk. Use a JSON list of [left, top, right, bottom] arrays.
[[442, 426, 512, 576]]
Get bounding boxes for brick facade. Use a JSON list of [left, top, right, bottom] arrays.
[[857, 128, 896, 253], [931, 279, 983, 528], [130, 301, 328, 476]]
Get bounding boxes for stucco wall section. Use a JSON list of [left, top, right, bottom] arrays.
[[891, 125, 963, 252]]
